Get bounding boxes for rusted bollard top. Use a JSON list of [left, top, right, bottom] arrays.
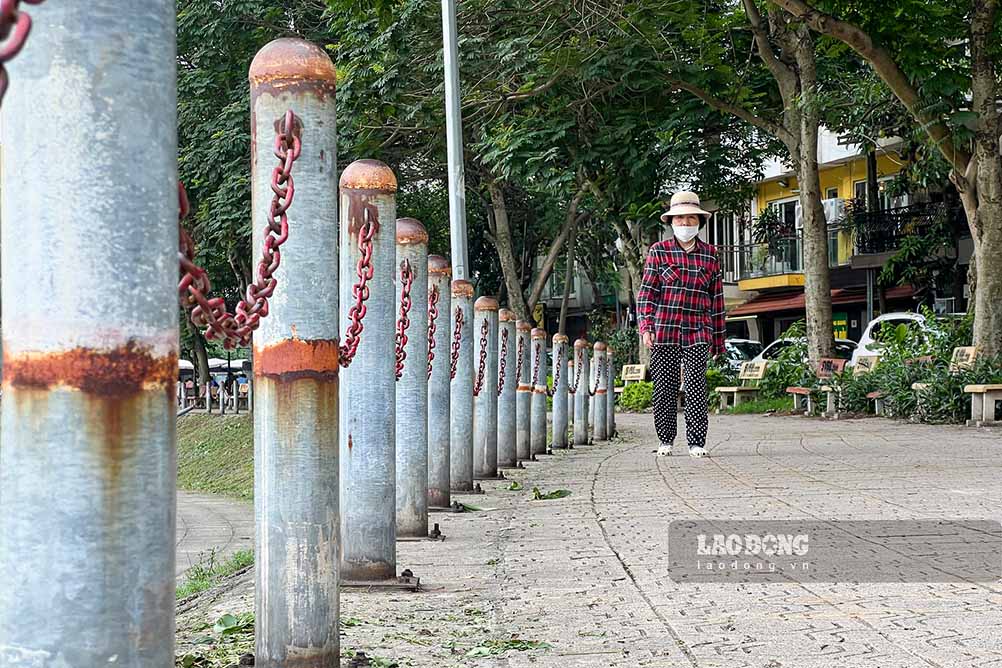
[[574, 338, 591, 349], [531, 328, 547, 340], [428, 255, 452, 277], [451, 279, 474, 298], [249, 37, 337, 96], [516, 320, 532, 332], [340, 159, 398, 193], [499, 308, 516, 322], [553, 334, 569, 345], [593, 341, 607, 352], [474, 296, 499, 312], [396, 217, 428, 245]]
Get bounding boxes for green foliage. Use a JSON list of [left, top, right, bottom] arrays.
[[722, 397, 792, 415], [176, 549, 255, 600], [177, 415, 254, 500], [464, 638, 552, 658], [758, 321, 813, 399], [213, 613, 254, 637], [620, 381, 654, 412], [531, 488, 571, 501]]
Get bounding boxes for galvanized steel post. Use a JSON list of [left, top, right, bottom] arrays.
[[515, 320, 533, 462], [427, 255, 452, 508], [567, 354, 576, 437], [250, 38, 340, 666], [473, 297, 499, 479], [573, 339, 591, 446], [0, 4, 178, 664], [551, 334, 570, 449], [592, 342, 609, 441], [395, 218, 429, 538], [496, 310, 518, 468], [607, 349, 617, 437], [340, 159, 398, 582], [450, 280, 475, 491], [530, 328, 548, 457]]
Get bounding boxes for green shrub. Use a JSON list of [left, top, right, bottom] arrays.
[[620, 381, 653, 411]]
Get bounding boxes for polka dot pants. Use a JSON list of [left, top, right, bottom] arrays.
[[651, 344, 709, 448]]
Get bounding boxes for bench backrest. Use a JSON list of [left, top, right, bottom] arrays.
[[621, 364, 647, 382], [816, 358, 847, 379], [949, 346, 978, 372], [853, 355, 879, 376], [738, 361, 769, 384]]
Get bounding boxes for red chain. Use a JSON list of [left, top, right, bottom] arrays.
[[179, 109, 301, 349], [472, 316, 489, 397], [568, 348, 583, 394], [547, 342, 563, 397], [0, 0, 43, 106], [514, 335, 525, 382], [339, 200, 379, 367], [449, 306, 464, 380], [394, 259, 414, 381], [530, 342, 542, 386], [589, 354, 605, 397], [427, 285, 440, 379], [496, 327, 509, 396]]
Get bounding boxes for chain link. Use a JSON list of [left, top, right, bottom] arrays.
[[496, 327, 509, 396], [449, 306, 464, 380], [472, 316, 489, 397], [426, 284, 440, 379], [179, 109, 301, 349], [514, 335, 525, 383], [589, 354, 605, 397], [394, 259, 414, 381], [0, 0, 43, 106], [568, 348, 583, 394], [530, 342, 542, 387], [339, 197, 379, 367], [547, 342, 562, 397]]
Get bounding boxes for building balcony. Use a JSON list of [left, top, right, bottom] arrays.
[[719, 229, 848, 291]]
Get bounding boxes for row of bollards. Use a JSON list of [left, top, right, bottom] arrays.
[[0, 18, 619, 668]]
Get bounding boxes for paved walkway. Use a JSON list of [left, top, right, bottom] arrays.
[[175, 491, 253, 577], [175, 412, 1002, 667]]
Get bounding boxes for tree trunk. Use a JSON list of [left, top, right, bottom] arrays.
[[487, 181, 531, 321], [612, 219, 650, 366], [526, 186, 589, 310], [866, 150, 879, 211], [558, 211, 580, 336], [187, 315, 211, 385]]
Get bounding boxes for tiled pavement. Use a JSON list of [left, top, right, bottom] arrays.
[[175, 491, 253, 577], [178, 412, 1002, 667]]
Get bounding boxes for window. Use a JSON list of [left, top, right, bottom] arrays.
[[853, 178, 910, 210], [768, 199, 798, 233], [825, 187, 839, 200]]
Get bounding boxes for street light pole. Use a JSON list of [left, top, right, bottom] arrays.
[[442, 0, 469, 281]]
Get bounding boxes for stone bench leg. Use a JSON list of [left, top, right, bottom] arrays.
[[985, 391, 1001, 426], [968, 392, 984, 427], [874, 397, 884, 416], [717, 392, 729, 414]]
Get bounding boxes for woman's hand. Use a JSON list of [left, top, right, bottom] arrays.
[[642, 332, 654, 349]]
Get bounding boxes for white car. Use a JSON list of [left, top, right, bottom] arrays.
[[850, 312, 928, 367], [752, 337, 858, 364], [723, 339, 763, 372]]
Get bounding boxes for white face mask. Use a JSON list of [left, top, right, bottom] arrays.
[[672, 224, 699, 243]]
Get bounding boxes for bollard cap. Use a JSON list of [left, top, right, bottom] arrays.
[[249, 38, 337, 98], [499, 309, 516, 322], [553, 334, 569, 344], [531, 328, 547, 340], [474, 296, 499, 311], [451, 279, 474, 298], [396, 217, 428, 245], [574, 338, 591, 349], [516, 320, 533, 332], [428, 255, 452, 277], [594, 341, 607, 352], [340, 159, 398, 193]]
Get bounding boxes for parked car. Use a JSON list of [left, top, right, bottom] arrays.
[[850, 312, 927, 367], [723, 338, 763, 372], [752, 337, 858, 365]]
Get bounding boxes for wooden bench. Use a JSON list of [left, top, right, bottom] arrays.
[[964, 384, 1002, 426], [715, 361, 768, 413], [786, 358, 847, 417]]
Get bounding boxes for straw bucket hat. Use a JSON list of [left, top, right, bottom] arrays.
[[660, 191, 711, 222]]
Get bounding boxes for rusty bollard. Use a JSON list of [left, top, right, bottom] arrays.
[[515, 320, 533, 463], [496, 309, 518, 468], [427, 255, 453, 509], [450, 280, 476, 491], [592, 341, 609, 441], [530, 328, 548, 458], [551, 334, 570, 449], [573, 339, 592, 446]]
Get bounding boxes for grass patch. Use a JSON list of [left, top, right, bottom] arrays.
[[178, 414, 253, 500], [722, 397, 792, 415], [176, 549, 254, 600]]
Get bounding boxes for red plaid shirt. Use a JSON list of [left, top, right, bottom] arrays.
[[637, 237, 726, 355]]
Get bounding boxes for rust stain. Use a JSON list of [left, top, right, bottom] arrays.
[[574, 338, 591, 349], [428, 255, 452, 276], [553, 334, 569, 344], [531, 328, 547, 340], [344, 190, 381, 237], [3, 342, 176, 396], [254, 338, 340, 381], [396, 217, 429, 245], [340, 159, 397, 193], [474, 296, 499, 312], [451, 280, 474, 298], [594, 341, 608, 351], [499, 309, 516, 322], [348, 433, 353, 452], [249, 37, 337, 103]]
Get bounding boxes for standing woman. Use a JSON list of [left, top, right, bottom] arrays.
[[637, 192, 726, 458]]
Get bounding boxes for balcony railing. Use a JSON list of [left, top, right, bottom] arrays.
[[719, 230, 852, 282], [849, 202, 966, 255]]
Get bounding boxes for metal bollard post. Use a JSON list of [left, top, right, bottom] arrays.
[[551, 334, 570, 449], [450, 280, 476, 491], [573, 339, 591, 446], [427, 255, 452, 509], [496, 310, 518, 468], [340, 159, 398, 582], [515, 320, 533, 462], [607, 349, 617, 437], [567, 354, 576, 437], [473, 297, 499, 479], [592, 342, 609, 441], [250, 38, 340, 664], [530, 328, 548, 457], [205, 382, 212, 413], [0, 3, 178, 664], [395, 218, 429, 538]]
